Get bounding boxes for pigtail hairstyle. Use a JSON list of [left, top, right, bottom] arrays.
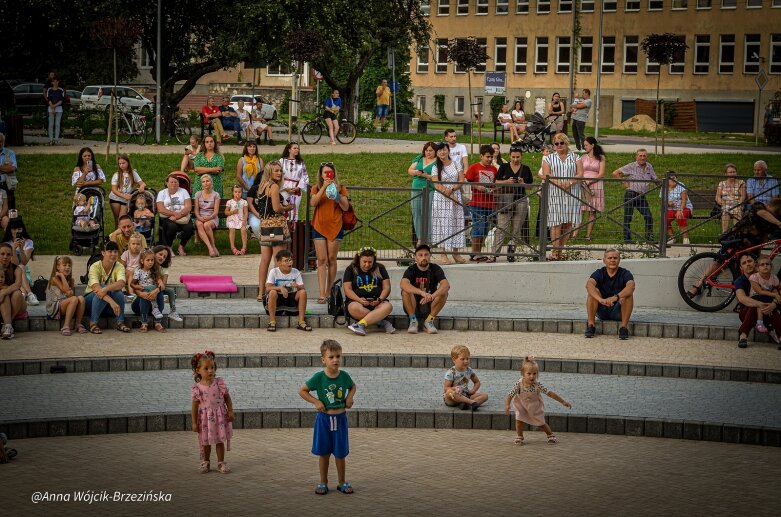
[[191, 350, 216, 382]]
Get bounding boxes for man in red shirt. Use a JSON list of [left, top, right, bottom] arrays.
[[201, 96, 225, 144], [465, 145, 497, 262]]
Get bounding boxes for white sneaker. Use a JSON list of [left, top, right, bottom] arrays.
[[407, 320, 419, 334], [379, 320, 396, 334], [1, 324, 14, 339], [168, 310, 183, 322], [683, 237, 690, 245], [423, 319, 438, 334], [151, 308, 163, 320], [348, 323, 366, 336], [25, 292, 39, 306], [666, 238, 675, 245]]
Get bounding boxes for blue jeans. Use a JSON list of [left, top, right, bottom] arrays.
[[84, 290, 125, 323], [48, 111, 62, 141], [622, 190, 654, 243], [470, 206, 492, 238], [131, 293, 165, 322], [571, 119, 586, 150]]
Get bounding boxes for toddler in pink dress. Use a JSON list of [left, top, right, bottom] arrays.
[[504, 355, 571, 445], [191, 350, 234, 474]]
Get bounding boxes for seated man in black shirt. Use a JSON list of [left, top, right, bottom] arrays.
[[585, 248, 635, 340], [400, 244, 450, 334]]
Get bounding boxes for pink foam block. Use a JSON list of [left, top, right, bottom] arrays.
[[179, 274, 234, 284], [183, 281, 237, 293]]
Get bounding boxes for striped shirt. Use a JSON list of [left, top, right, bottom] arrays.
[[618, 161, 657, 195]]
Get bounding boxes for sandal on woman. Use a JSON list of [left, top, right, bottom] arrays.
[[89, 323, 102, 334], [267, 321, 277, 332], [547, 434, 558, 444], [514, 436, 524, 445], [296, 321, 313, 332], [199, 461, 210, 474], [315, 483, 329, 495], [139, 323, 148, 333], [337, 482, 353, 494], [115, 322, 131, 333], [217, 461, 230, 474], [453, 254, 467, 264], [60, 326, 72, 336], [317, 297, 327, 304], [77, 324, 89, 334], [240, 247, 247, 255], [177, 245, 187, 257], [474, 256, 489, 263], [154, 322, 167, 333], [256, 292, 265, 302]]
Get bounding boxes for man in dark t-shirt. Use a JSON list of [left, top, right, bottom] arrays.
[[585, 248, 635, 340], [400, 244, 450, 334]]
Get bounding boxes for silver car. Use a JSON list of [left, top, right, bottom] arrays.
[[81, 85, 154, 112], [229, 95, 277, 121]]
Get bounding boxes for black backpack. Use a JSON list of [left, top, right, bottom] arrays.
[[327, 278, 347, 325]]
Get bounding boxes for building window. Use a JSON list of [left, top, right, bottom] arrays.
[[580, 0, 595, 12], [457, 0, 468, 15], [719, 34, 735, 74], [514, 37, 528, 73], [697, 0, 711, 8], [476, 38, 488, 72], [455, 96, 465, 115], [556, 37, 571, 73], [537, 0, 551, 13], [771, 34, 781, 73], [773, 0, 781, 7], [624, 36, 639, 74], [626, 1, 640, 10], [669, 35, 686, 74], [601, 36, 615, 73], [438, 0, 450, 15], [672, 0, 687, 9], [744, 34, 761, 74], [516, 0, 530, 13], [721, 0, 736, 8], [417, 45, 429, 73], [579, 36, 593, 73], [747, 0, 762, 7], [649, 0, 663, 10], [137, 45, 152, 69], [267, 63, 292, 75], [603, 1, 617, 11], [646, 58, 660, 74], [436, 39, 448, 73], [535, 37, 549, 73], [694, 35, 710, 74], [496, 0, 509, 14], [416, 96, 427, 114], [476, 0, 489, 15], [558, 0, 573, 13], [474, 96, 484, 117], [495, 38, 508, 72], [421, 0, 431, 15]]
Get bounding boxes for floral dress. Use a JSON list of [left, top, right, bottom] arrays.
[[192, 152, 225, 196], [192, 377, 233, 452], [718, 179, 745, 219]]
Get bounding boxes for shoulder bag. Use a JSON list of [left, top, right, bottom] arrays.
[[259, 187, 290, 243]]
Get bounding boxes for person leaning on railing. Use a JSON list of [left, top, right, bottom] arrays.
[[715, 163, 746, 233]]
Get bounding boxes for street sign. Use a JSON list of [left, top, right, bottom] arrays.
[[387, 47, 395, 69], [313, 69, 323, 81], [484, 72, 506, 95], [756, 69, 769, 91], [390, 80, 399, 93]]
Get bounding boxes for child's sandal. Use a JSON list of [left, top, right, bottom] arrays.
[[76, 324, 89, 334], [547, 434, 558, 444], [336, 482, 353, 494], [217, 461, 230, 474], [60, 326, 72, 336], [267, 321, 276, 332], [315, 483, 329, 495], [232, 247, 240, 256], [199, 461, 210, 474], [154, 322, 166, 333], [514, 436, 524, 445]]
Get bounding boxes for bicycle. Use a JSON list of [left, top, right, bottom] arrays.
[[677, 237, 781, 312], [145, 106, 192, 144], [301, 110, 357, 145], [106, 98, 147, 145]]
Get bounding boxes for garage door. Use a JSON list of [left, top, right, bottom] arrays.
[[696, 101, 754, 132]]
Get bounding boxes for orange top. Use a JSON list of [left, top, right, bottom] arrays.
[[311, 184, 348, 240]]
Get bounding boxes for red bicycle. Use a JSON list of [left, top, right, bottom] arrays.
[[678, 238, 781, 312]]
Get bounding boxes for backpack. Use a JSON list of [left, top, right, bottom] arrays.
[[32, 275, 48, 302], [327, 278, 347, 325]]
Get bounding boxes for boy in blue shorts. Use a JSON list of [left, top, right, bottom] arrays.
[[299, 339, 356, 495]]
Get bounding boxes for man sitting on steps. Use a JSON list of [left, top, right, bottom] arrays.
[[585, 248, 635, 340], [400, 244, 450, 334]]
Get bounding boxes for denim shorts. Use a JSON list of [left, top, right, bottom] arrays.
[[375, 104, 389, 118], [596, 302, 622, 321], [312, 226, 345, 241], [470, 206, 492, 238]]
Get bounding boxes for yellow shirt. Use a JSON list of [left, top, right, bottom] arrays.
[[85, 260, 126, 294], [111, 231, 148, 255], [376, 86, 391, 106]]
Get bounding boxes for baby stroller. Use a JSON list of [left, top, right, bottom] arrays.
[[69, 186, 106, 256], [128, 189, 158, 246], [169, 170, 192, 194], [513, 112, 559, 153]]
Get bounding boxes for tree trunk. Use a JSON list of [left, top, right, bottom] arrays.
[[468, 72, 475, 154], [655, 72, 660, 155]]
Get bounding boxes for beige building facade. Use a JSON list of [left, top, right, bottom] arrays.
[[410, 0, 781, 132]]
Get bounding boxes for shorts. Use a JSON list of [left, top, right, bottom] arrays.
[[376, 104, 389, 118], [470, 206, 492, 238], [264, 290, 298, 308], [311, 226, 345, 241], [324, 111, 338, 121], [596, 302, 622, 322], [443, 385, 469, 404], [312, 412, 349, 459]]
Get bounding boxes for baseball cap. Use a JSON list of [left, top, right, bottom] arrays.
[[415, 243, 431, 253]]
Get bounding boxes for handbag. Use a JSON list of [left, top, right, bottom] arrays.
[[174, 214, 191, 225], [342, 202, 357, 231], [260, 214, 289, 243], [32, 275, 48, 302], [581, 181, 593, 205]]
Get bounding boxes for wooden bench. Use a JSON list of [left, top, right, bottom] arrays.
[[493, 116, 508, 144], [687, 189, 719, 221], [417, 120, 471, 136]]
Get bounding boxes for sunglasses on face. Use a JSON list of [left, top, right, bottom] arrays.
[[554, 142, 565, 146]]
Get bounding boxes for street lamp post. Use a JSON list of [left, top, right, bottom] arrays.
[[594, 1, 604, 140]]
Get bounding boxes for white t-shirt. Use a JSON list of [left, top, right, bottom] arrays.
[[448, 143, 468, 169], [109, 170, 143, 202], [497, 112, 512, 125], [266, 267, 304, 290], [71, 167, 106, 188], [511, 109, 525, 124], [156, 187, 190, 219]]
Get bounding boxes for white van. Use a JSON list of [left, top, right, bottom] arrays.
[[81, 85, 154, 112]]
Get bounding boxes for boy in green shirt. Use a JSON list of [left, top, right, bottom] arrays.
[[299, 340, 356, 495]]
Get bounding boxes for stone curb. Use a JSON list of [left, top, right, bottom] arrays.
[[1, 410, 778, 447], [2, 353, 778, 384], [14, 313, 741, 344]]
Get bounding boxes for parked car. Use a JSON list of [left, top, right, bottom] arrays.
[[229, 94, 277, 121], [81, 85, 154, 112], [12, 83, 72, 113], [66, 90, 82, 110]]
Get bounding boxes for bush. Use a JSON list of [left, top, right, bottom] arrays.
[[765, 124, 781, 146], [490, 96, 506, 124]]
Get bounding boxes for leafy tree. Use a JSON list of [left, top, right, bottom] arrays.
[[641, 33, 688, 154], [448, 38, 490, 151]]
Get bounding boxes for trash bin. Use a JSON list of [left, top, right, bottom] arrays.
[[395, 113, 410, 133]]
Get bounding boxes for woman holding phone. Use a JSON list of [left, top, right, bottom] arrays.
[[71, 147, 105, 191]]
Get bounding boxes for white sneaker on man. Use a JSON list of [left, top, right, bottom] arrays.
[[379, 320, 396, 334], [168, 310, 183, 322], [407, 319, 419, 334], [25, 292, 39, 306], [1, 324, 14, 339], [423, 319, 438, 334]]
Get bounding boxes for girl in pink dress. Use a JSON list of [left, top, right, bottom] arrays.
[[575, 136, 606, 241], [504, 355, 571, 445], [191, 350, 234, 474]]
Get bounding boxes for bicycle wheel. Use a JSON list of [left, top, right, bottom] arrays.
[[301, 121, 323, 144], [174, 119, 191, 144], [133, 117, 147, 145], [117, 113, 134, 144], [336, 121, 357, 144], [678, 252, 737, 312]]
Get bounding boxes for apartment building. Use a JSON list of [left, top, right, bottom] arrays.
[[411, 0, 781, 131]]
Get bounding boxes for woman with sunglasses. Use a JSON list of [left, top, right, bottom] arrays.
[[343, 247, 395, 336], [311, 162, 349, 303], [541, 133, 582, 261]]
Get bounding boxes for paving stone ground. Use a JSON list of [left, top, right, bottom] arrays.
[[2, 367, 780, 427], [3, 429, 780, 516]]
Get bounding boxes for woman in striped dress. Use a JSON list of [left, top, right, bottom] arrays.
[[431, 143, 466, 263], [541, 133, 582, 260]]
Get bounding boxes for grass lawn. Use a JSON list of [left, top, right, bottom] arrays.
[[16, 151, 781, 256]]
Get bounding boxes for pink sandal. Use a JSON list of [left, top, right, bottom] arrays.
[[76, 324, 89, 334], [547, 434, 558, 444], [60, 326, 72, 336], [232, 247, 240, 256], [217, 461, 231, 474]]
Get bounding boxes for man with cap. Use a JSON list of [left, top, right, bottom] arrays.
[[400, 244, 450, 334]]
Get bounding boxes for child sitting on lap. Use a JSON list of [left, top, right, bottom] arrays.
[[443, 344, 489, 410]]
